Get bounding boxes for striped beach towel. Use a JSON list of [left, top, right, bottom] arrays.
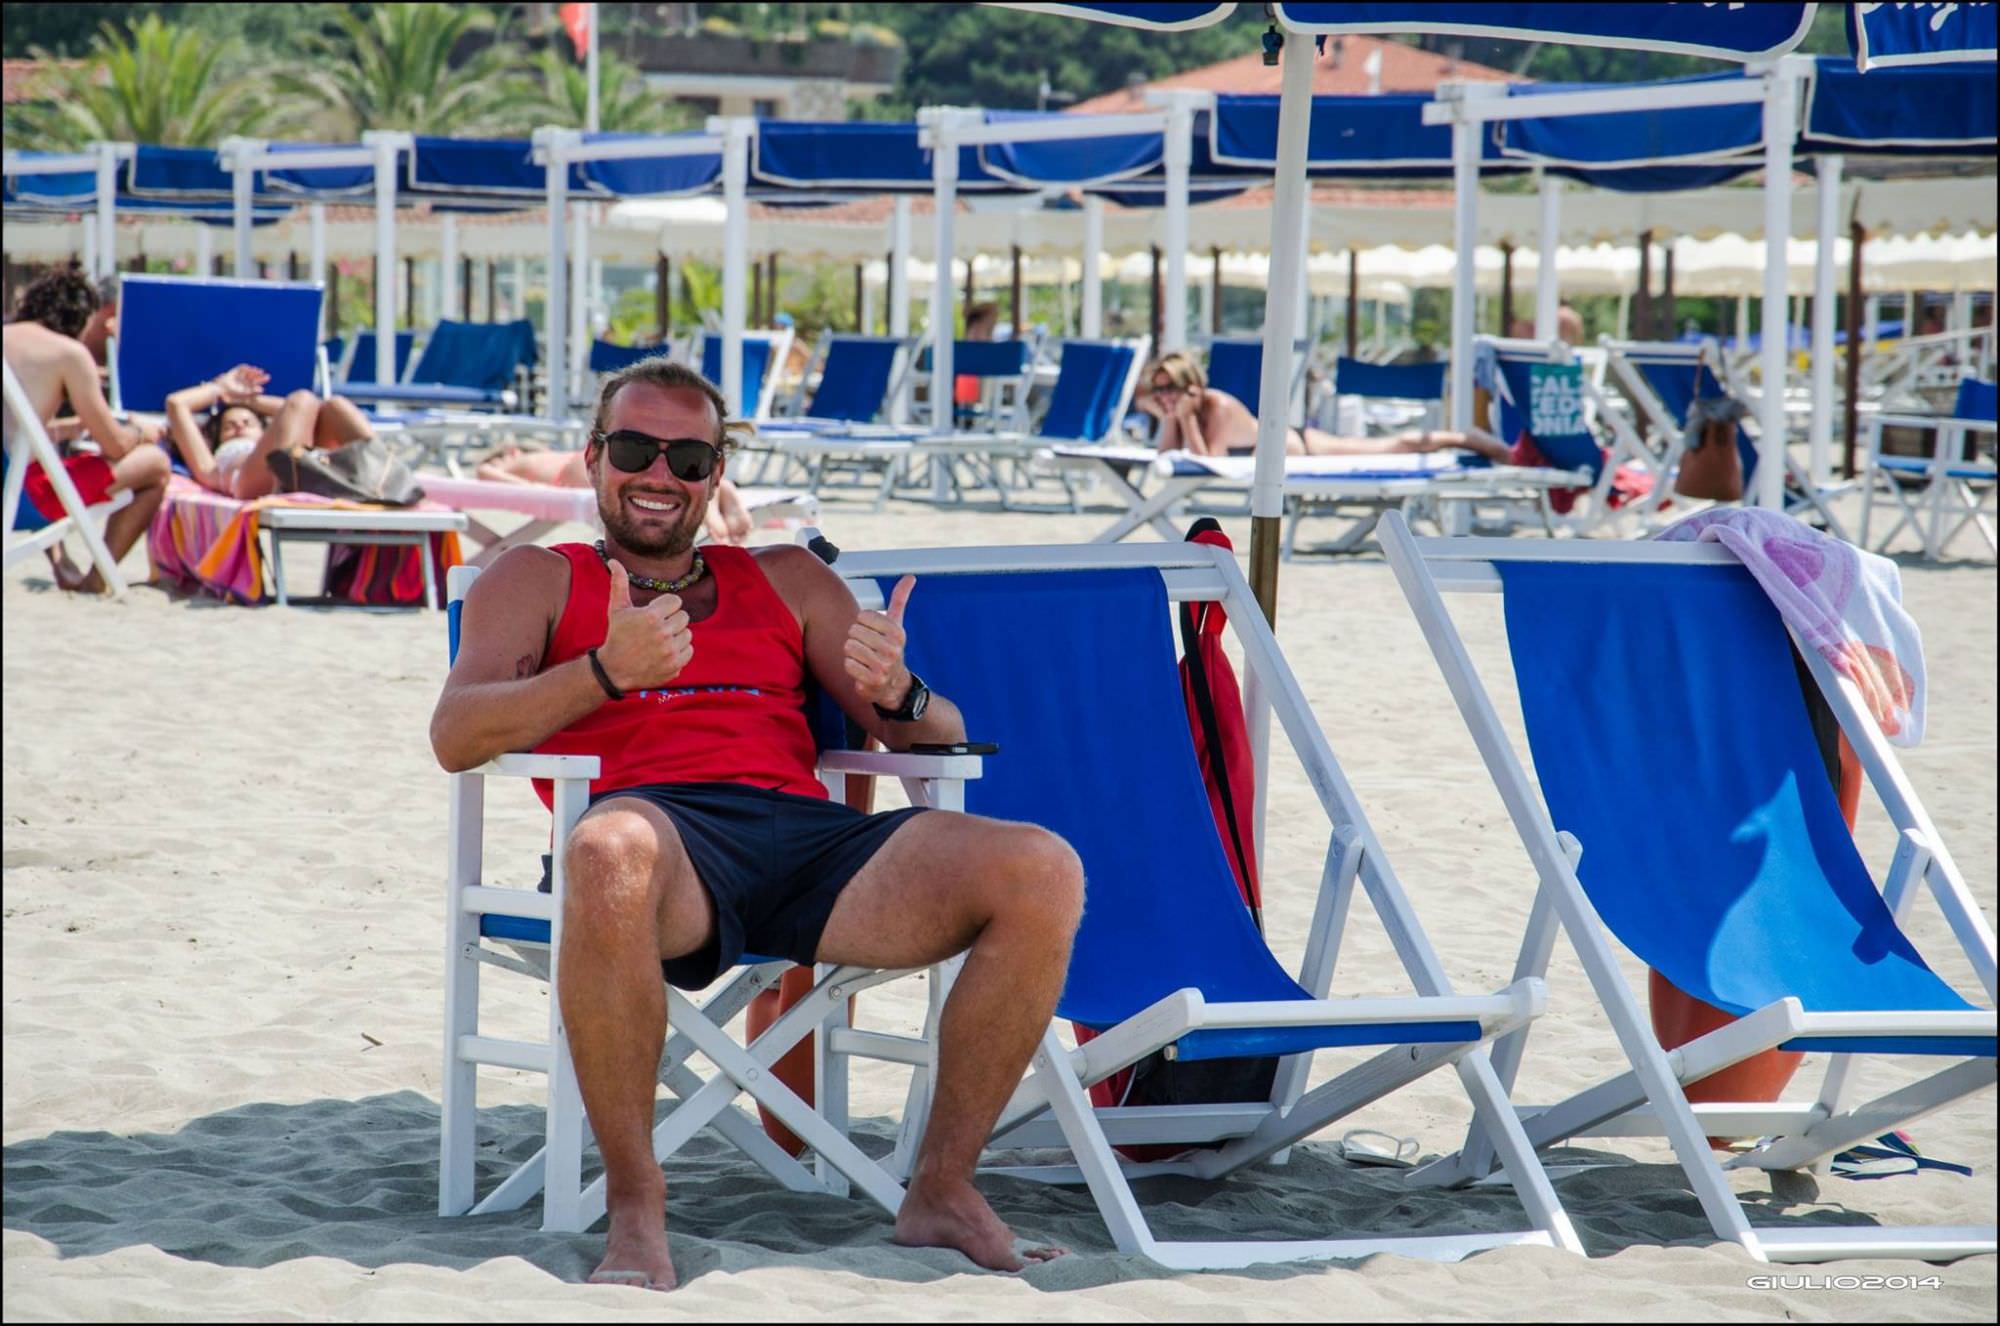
[[148, 476, 463, 607]]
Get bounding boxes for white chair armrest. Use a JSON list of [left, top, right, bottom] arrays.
[[816, 750, 985, 781], [474, 752, 603, 780]]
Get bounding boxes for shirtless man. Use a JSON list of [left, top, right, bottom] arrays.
[[3, 267, 171, 593], [431, 356, 1082, 1291], [1137, 350, 1509, 461]]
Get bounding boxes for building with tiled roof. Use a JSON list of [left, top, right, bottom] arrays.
[[2, 58, 88, 106], [1068, 34, 1516, 115]]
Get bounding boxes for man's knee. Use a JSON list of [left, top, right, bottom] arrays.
[[285, 388, 320, 409], [994, 824, 1085, 932], [120, 444, 170, 488], [562, 809, 662, 917]]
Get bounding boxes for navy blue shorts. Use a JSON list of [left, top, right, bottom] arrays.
[[589, 781, 928, 989]]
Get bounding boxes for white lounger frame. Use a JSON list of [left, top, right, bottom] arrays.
[[3, 360, 132, 598], [816, 540, 1583, 1269], [1858, 408, 1996, 561], [1378, 512, 1997, 1264]]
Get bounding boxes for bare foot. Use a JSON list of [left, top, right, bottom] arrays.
[[588, 1205, 678, 1292], [46, 548, 104, 595], [894, 1175, 1066, 1272]]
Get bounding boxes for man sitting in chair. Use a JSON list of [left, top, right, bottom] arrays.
[[3, 266, 172, 593], [429, 357, 1083, 1292], [1138, 350, 1510, 461]]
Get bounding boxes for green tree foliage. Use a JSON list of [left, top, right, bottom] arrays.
[[1, 4, 176, 57], [3, 13, 302, 148], [523, 48, 696, 133], [275, 3, 536, 137]]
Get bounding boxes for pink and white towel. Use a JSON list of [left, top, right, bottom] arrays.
[[1654, 508, 1926, 745]]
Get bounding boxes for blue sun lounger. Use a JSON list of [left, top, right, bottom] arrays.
[[1859, 377, 1996, 560], [1382, 517, 1996, 1263]]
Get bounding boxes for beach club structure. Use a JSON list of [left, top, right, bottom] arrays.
[[4, 0, 1995, 1279]]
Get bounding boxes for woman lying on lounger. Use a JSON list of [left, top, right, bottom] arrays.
[[1137, 350, 1510, 461], [474, 444, 756, 544], [163, 365, 374, 500]]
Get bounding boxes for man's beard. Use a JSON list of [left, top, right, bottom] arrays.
[[598, 487, 707, 556]]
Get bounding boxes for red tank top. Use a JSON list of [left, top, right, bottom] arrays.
[[532, 543, 826, 807]]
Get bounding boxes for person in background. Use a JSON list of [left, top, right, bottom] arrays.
[[2, 266, 171, 593], [954, 302, 1000, 419], [1137, 350, 1508, 460], [163, 366, 377, 501]]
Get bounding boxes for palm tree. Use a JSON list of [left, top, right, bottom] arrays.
[[278, 4, 535, 138], [3, 14, 299, 148], [522, 48, 696, 135]]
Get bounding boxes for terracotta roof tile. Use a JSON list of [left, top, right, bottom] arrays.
[[1068, 34, 1517, 115], [3, 58, 88, 106]]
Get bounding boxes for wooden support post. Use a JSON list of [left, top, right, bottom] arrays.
[[287, 252, 301, 281], [403, 255, 415, 329], [1660, 241, 1676, 340], [1010, 244, 1023, 334], [1345, 247, 1359, 359], [328, 263, 342, 337], [766, 251, 779, 325], [1149, 243, 1163, 346], [854, 261, 865, 332], [486, 260, 498, 324], [1634, 229, 1653, 343], [656, 256, 671, 340], [1211, 245, 1223, 334], [752, 256, 764, 328], [461, 256, 473, 320]]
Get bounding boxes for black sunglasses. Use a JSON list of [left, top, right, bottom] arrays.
[[595, 429, 723, 480]]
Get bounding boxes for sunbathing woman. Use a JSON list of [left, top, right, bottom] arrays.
[[475, 444, 756, 544], [1137, 350, 1509, 461], [164, 365, 375, 500]]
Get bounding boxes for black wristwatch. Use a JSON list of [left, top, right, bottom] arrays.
[[873, 671, 930, 724]]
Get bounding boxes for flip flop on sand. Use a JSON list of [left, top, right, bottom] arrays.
[[1831, 1131, 1974, 1181], [1337, 1128, 1421, 1168]]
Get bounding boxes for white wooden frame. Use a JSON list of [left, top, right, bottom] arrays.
[[1377, 512, 1997, 1264], [817, 539, 1584, 1269], [437, 555, 982, 1233], [1858, 409, 1997, 561], [2, 360, 131, 598]]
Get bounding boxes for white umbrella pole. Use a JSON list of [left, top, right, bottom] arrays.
[[94, 142, 122, 282], [1448, 112, 1481, 433], [570, 201, 590, 405], [365, 131, 404, 389], [537, 129, 570, 420], [441, 213, 459, 323], [927, 114, 961, 432], [1249, 31, 1315, 624], [195, 225, 213, 280], [1081, 194, 1104, 338], [1757, 65, 1798, 511], [1160, 94, 1195, 353], [1809, 155, 1841, 487], [1535, 174, 1563, 340], [889, 194, 911, 423], [719, 118, 752, 418], [309, 203, 328, 339]]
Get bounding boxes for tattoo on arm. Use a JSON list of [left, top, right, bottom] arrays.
[[514, 654, 537, 679]]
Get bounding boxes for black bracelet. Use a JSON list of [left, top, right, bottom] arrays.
[[587, 648, 626, 701]]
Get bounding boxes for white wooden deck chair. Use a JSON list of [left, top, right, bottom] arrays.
[[817, 541, 1582, 1269], [1379, 513, 1996, 1264], [3, 359, 132, 598], [438, 552, 973, 1233], [1858, 378, 1996, 561]]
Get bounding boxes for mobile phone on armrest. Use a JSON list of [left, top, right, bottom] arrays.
[[908, 741, 999, 756]]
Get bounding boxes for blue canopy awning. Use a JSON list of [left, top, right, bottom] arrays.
[[1802, 56, 1998, 154], [576, 131, 722, 198], [751, 120, 1020, 194], [1491, 71, 1768, 188], [1847, 2, 1998, 71], [990, 2, 1238, 29], [1271, 3, 1815, 61], [409, 136, 610, 203], [1210, 92, 1524, 178]]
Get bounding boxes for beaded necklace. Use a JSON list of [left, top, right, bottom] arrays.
[[596, 540, 706, 594]]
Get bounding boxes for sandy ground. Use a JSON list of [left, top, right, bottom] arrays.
[[4, 477, 1994, 1322]]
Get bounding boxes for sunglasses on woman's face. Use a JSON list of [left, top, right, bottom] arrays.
[[595, 429, 723, 480]]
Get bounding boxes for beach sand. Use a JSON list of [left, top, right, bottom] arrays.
[[4, 487, 1994, 1321]]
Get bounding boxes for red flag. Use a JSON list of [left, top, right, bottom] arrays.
[[559, 3, 592, 60]]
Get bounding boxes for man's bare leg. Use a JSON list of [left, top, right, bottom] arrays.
[[560, 798, 720, 1292], [814, 811, 1085, 1271], [49, 445, 170, 593], [311, 394, 375, 448]]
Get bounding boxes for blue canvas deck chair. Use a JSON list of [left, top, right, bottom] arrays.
[[437, 556, 973, 1232], [693, 327, 795, 423], [341, 319, 538, 411], [1336, 356, 1446, 434], [1859, 378, 1996, 561], [1204, 336, 1311, 426], [1600, 337, 1853, 538], [1379, 515, 1996, 1264], [1475, 335, 1641, 535], [748, 333, 917, 492], [818, 540, 1580, 1269], [912, 336, 1038, 431], [3, 359, 132, 598], [335, 329, 417, 387]]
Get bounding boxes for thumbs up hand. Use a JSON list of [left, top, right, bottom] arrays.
[[845, 574, 916, 709], [596, 559, 694, 694]]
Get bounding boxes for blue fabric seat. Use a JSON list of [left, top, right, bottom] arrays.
[[894, 567, 1477, 1061], [588, 338, 664, 375], [1497, 559, 1986, 1058], [342, 329, 417, 387], [701, 335, 777, 418], [1036, 342, 1140, 443], [1335, 357, 1446, 406], [803, 336, 905, 423]]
